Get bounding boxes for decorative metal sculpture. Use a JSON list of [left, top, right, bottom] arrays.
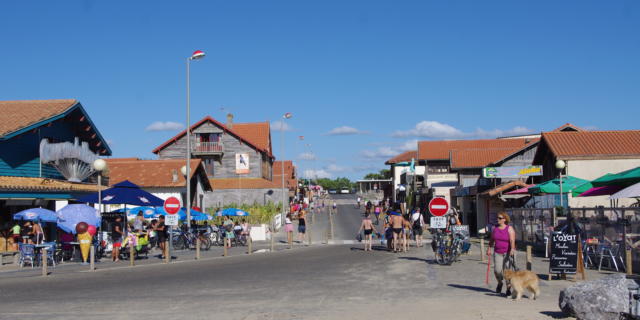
[[39, 137, 99, 182]]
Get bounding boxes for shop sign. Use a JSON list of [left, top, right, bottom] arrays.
[[483, 166, 543, 178]]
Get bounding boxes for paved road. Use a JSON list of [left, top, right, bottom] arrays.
[[0, 194, 589, 320]]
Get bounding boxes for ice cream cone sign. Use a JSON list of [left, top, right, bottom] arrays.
[[76, 222, 92, 263]]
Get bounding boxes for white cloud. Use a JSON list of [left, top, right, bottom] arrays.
[[146, 121, 185, 132], [304, 169, 332, 179], [298, 152, 316, 161], [360, 139, 417, 160], [326, 126, 368, 135], [393, 121, 535, 139], [326, 164, 347, 172], [392, 121, 464, 138], [271, 120, 293, 132]]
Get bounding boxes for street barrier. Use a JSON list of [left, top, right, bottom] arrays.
[[41, 248, 47, 277]]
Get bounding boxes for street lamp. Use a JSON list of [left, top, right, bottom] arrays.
[[555, 159, 566, 209], [186, 50, 205, 228], [93, 159, 107, 239], [273, 112, 292, 252]]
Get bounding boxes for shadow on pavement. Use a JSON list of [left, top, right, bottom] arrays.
[[349, 246, 390, 252], [398, 257, 428, 262], [447, 284, 493, 293], [539, 311, 567, 319]]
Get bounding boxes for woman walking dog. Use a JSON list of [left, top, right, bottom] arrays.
[[487, 211, 517, 297]]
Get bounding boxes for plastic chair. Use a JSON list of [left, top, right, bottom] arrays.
[[598, 242, 625, 272], [18, 243, 36, 268]]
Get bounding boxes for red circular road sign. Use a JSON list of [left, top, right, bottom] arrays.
[[429, 197, 449, 217], [164, 197, 181, 215]]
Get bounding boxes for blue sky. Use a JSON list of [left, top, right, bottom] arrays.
[[2, 1, 639, 180]]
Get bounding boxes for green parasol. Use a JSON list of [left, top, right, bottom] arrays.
[[591, 166, 640, 188], [528, 176, 590, 194]]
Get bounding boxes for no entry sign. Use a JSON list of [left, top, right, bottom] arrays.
[[164, 197, 181, 214], [429, 197, 449, 217]]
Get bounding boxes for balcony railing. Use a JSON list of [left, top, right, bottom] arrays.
[[192, 141, 223, 154]]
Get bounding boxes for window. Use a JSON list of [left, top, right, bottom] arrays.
[[428, 165, 449, 174]]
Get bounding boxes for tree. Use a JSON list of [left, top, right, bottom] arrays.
[[363, 169, 391, 180]]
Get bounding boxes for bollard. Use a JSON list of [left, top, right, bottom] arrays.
[[164, 241, 169, 263], [526, 245, 532, 271], [248, 236, 252, 255], [308, 228, 312, 246], [480, 238, 486, 262], [627, 249, 633, 276], [196, 237, 200, 260], [270, 224, 275, 252], [90, 245, 95, 271], [224, 242, 228, 257], [129, 243, 135, 266], [330, 213, 334, 241], [41, 247, 48, 277]]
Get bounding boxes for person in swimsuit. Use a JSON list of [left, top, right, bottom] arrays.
[[358, 213, 378, 251], [402, 215, 412, 252], [390, 208, 404, 253], [374, 204, 381, 225]]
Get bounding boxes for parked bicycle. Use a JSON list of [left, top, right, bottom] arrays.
[[172, 229, 211, 251]]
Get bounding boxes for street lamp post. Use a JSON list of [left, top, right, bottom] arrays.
[[93, 159, 107, 239], [273, 112, 292, 252], [186, 50, 205, 229], [555, 159, 566, 226]]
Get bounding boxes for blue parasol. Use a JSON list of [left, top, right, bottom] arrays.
[[113, 206, 210, 221], [215, 208, 250, 217], [13, 208, 58, 223], [57, 204, 101, 234], [76, 180, 164, 206]]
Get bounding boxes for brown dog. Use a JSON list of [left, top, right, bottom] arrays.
[[503, 269, 540, 300]]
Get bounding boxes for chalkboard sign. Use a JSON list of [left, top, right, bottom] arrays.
[[549, 231, 578, 274]]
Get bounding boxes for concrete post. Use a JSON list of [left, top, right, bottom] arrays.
[[330, 212, 334, 241], [164, 241, 169, 264], [196, 237, 200, 260], [627, 249, 633, 275], [41, 247, 47, 277], [526, 245, 532, 271], [224, 242, 228, 257], [308, 228, 312, 246], [248, 236, 252, 255], [90, 245, 95, 271], [129, 243, 134, 266], [270, 223, 275, 252], [480, 238, 486, 262]]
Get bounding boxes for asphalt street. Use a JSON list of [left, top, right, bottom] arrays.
[[0, 195, 590, 320]]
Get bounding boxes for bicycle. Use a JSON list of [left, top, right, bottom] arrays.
[[173, 229, 211, 251]]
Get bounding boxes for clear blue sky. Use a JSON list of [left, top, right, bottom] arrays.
[[2, 1, 639, 180]]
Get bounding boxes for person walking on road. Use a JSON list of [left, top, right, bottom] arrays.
[[374, 203, 381, 225], [332, 201, 337, 214], [358, 213, 377, 251], [411, 208, 425, 247], [284, 213, 294, 245], [357, 197, 361, 209], [112, 216, 124, 262], [487, 212, 516, 297], [402, 215, 412, 252], [389, 207, 403, 253], [297, 210, 307, 243]]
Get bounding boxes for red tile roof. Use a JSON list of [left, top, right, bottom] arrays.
[[418, 138, 537, 160], [0, 99, 77, 137], [0, 176, 103, 193], [450, 148, 524, 169], [385, 150, 417, 165], [152, 116, 273, 158], [552, 123, 584, 132], [233, 122, 271, 152], [105, 158, 212, 190], [537, 130, 640, 160]]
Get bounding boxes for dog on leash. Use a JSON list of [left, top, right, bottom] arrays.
[[503, 269, 540, 300]]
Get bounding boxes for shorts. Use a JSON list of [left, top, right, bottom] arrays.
[[226, 231, 235, 239], [393, 228, 402, 234], [113, 242, 121, 248], [158, 235, 167, 243], [413, 228, 423, 236], [298, 225, 306, 233], [285, 224, 294, 233], [364, 229, 373, 236]]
